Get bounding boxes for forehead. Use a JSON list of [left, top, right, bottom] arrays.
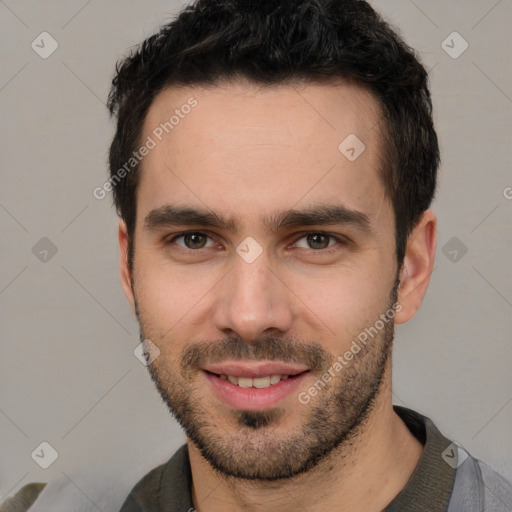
[[137, 80, 389, 229]]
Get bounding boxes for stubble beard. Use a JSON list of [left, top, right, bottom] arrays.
[[135, 285, 398, 481]]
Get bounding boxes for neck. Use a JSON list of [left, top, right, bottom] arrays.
[[188, 362, 423, 512]]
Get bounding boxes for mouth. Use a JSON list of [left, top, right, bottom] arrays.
[[207, 371, 301, 388], [201, 362, 310, 410], [214, 373, 292, 388]]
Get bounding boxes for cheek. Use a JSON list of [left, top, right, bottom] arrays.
[[133, 269, 196, 366], [132, 254, 187, 327], [292, 261, 394, 340], [133, 250, 221, 334]]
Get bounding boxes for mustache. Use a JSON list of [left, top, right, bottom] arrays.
[[180, 336, 332, 375]]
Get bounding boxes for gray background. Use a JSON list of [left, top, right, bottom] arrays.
[[0, 0, 511, 510]]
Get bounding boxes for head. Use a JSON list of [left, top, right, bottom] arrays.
[[107, 0, 438, 480]]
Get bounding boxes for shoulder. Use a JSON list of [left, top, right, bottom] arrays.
[[118, 460, 168, 512], [119, 444, 191, 512], [478, 460, 512, 510], [448, 446, 512, 512], [392, 406, 512, 511]]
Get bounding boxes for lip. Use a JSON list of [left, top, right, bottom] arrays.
[[202, 363, 310, 411], [203, 361, 309, 379]]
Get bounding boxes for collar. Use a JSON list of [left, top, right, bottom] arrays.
[[383, 406, 456, 511], [128, 406, 456, 511]]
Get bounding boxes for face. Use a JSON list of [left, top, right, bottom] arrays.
[[121, 80, 404, 480]]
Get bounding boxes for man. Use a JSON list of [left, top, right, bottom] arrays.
[[106, 1, 512, 510]]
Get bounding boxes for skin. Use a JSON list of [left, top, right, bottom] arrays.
[[118, 79, 437, 511]]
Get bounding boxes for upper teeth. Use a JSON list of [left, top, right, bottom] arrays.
[[220, 374, 289, 388]]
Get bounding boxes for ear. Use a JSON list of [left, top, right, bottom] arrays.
[[395, 209, 437, 324], [118, 220, 136, 313]]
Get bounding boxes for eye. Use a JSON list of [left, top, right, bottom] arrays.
[[169, 231, 216, 250], [293, 232, 343, 251], [166, 231, 346, 254]]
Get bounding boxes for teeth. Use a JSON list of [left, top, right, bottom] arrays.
[[220, 374, 291, 388], [252, 376, 271, 388], [238, 377, 252, 388]]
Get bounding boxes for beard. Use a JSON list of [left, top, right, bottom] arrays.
[[135, 283, 398, 482]]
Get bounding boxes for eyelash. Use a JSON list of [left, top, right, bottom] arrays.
[[166, 231, 346, 255]]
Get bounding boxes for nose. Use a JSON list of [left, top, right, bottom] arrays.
[[211, 252, 294, 342]]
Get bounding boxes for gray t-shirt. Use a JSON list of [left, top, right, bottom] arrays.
[[119, 406, 512, 511]]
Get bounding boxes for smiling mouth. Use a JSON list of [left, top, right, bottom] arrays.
[[205, 371, 308, 389]]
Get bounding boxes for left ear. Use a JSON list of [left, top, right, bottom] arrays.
[[395, 209, 437, 324], [118, 219, 136, 314]]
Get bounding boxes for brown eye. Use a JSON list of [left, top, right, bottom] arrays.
[[291, 232, 346, 256], [170, 232, 215, 250], [306, 233, 331, 249], [183, 233, 207, 249]]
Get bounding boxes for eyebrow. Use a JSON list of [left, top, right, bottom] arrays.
[[143, 203, 372, 234]]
